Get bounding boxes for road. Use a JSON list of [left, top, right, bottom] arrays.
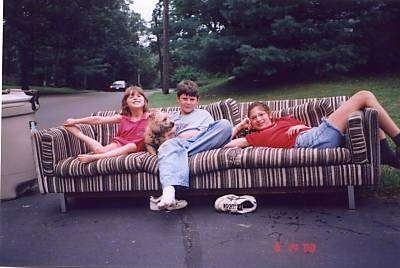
[[35, 91, 125, 129], [1, 91, 400, 267]]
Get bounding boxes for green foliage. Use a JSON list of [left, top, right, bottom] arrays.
[[234, 45, 289, 79], [3, 0, 157, 89], [162, 0, 400, 82], [171, 66, 203, 85]]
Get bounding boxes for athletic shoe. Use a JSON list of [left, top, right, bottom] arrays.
[[149, 196, 187, 211], [214, 194, 257, 214]]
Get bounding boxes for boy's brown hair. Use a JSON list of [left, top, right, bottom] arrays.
[[176, 80, 199, 98], [121, 86, 149, 115]]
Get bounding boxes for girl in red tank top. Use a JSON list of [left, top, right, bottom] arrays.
[[63, 86, 149, 163]]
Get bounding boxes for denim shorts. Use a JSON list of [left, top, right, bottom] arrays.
[[294, 118, 344, 149]]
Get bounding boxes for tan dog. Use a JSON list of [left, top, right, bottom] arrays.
[[144, 110, 176, 155]]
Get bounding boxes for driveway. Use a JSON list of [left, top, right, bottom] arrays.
[[35, 90, 149, 129], [1, 192, 399, 267]]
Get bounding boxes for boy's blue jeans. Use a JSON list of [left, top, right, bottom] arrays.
[[157, 119, 232, 188]]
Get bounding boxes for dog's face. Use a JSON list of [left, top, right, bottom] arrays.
[[144, 111, 176, 154], [147, 111, 176, 137]]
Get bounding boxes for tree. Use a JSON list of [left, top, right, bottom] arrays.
[[159, 0, 400, 84], [3, 0, 157, 89], [162, 0, 170, 94]]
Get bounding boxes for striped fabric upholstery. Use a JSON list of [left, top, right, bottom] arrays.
[[237, 96, 347, 123], [91, 110, 120, 145], [31, 128, 48, 193], [54, 152, 154, 177], [161, 98, 239, 125], [31, 95, 380, 195], [272, 99, 333, 126], [346, 111, 368, 163], [190, 164, 376, 189], [188, 147, 350, 174], [363, 108, 380, 170], [41, 173, 161, 193], [40, 125, 95, 176]]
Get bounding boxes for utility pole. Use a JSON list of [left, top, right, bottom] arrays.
[[161, 0, 170, 94]]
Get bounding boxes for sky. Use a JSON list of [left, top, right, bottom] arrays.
[[130, 0, 159, 23]]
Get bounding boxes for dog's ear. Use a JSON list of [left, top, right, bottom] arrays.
[[148, 109, 159, 120], [145, 144, 157, 155]]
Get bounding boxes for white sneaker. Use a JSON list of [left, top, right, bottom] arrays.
[[149, 196, 188, 211], [214, 194, 257, 214]]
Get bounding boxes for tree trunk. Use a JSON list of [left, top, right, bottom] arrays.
[[19, 46, 31, 91], [161, 0, 169, 94]]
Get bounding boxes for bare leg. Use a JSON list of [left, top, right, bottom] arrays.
[[77, 143, 138, 163], [328, 90, 400, 137], [65, 125, 104, 153], [328, 90, 400, 168]]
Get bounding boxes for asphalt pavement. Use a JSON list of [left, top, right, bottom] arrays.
[[1, 190, 399, 268]]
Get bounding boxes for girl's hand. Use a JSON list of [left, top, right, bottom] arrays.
[[63, 118, 76, 126], [287, 125, 308, 136], [237, 118, 251, 131]]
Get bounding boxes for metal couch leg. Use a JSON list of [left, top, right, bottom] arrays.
[[60, 193, 68, 213], [347, 185, 355, 210]]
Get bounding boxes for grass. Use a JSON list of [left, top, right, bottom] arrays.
[[149, 74, 400, 193]]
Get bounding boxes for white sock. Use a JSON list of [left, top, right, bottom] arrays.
[[160, 185, 175, 206]]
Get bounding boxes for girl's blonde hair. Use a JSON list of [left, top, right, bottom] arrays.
[[121, 86, 149, 115]]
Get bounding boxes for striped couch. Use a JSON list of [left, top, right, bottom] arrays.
[[31, 96, 380, 212]]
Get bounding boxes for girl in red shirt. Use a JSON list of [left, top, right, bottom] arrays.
[[64, 86, 149, 163], [225, 90, 400, 168]]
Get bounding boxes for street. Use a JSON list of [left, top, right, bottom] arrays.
[[1, 192, 399, 267], [35, 91, 124, 129]]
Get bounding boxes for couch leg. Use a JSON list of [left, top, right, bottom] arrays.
[[60, 193, 68, 213], [347, 185, 355, 210]]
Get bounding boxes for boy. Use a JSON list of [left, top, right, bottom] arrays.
[[151, 80, 232, 210]]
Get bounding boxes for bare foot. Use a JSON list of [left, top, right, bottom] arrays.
[[77, 154, 98, 164]]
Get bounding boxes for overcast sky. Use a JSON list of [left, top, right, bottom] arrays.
[[130, 0, 158, 23]]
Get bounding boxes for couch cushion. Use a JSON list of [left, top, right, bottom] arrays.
[[54, 152, 155, 177], [188, 147, 351, 175], [272, 99, 334, 126], [189, 148, 243, 175], [238, 147, 351, 169]]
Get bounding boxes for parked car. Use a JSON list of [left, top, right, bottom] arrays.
[[109, 80, 126, 91]]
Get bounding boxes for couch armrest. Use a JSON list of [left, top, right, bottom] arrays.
[[346, 108, 379, 164], [40, 125, 95, 176]]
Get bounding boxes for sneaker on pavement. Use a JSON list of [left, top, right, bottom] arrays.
[[214, 194, 238, 211], [149, 196, 187, 211], [214, 194, 257, 214]]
